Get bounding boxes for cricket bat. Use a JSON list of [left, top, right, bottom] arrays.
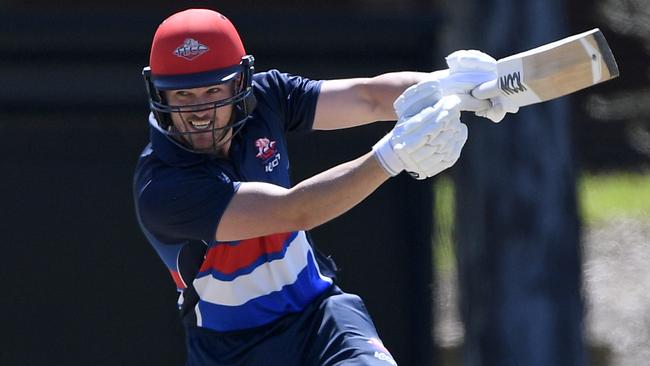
[[471, 28, 619, 106]]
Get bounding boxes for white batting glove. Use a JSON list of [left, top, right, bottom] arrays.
[[373, 95, 468, 179], [446, 50, 519, 122], [394, 73, 492, 121], [394, 78, 442, 120], [473, 89, 520, 122], [393, 52, 501, 121], [474, 84, 519, 123]]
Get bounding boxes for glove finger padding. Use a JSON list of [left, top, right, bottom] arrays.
[[438, 72, 496, 95], [474, 96, 519, 123], [431, 129, 456, 149], [394, 104, 442, 137], [414, 129, 467, 177], [418, 154, 450, 177], [372, 103, 450, 177], [446, 50, 497, 73], [393, 96, 465, 179], [444, 123, 468, 164], [461, 97, 492, 115], [393, 96, 459, 142], [393, 78, 443, 121], [409, 144, 438, 162], [395, 125, 443, 154]]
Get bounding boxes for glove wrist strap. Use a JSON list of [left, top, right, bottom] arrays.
[[371, 133, 403, 177]]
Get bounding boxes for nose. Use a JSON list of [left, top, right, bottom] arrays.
[[189, 94, 219, 120], [191, 110, 211, 121]]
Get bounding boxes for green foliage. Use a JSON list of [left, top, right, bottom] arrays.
[[433, 175, 456, 273], [579, 171, 650, 224], [432, 171, 650, 272]]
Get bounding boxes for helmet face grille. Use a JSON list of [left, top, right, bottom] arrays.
[[163, 104, 246, 155], [144, 55, 257, 155]]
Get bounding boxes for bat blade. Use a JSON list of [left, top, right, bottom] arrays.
[[472, 28, 619, 107]]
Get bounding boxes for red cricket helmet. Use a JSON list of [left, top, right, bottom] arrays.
[[143, 9, 256, 154]]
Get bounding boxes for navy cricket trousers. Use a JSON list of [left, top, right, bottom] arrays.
[[185, 286, 397, 366]]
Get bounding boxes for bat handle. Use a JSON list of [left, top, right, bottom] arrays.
[[470, 79, 502, 100]]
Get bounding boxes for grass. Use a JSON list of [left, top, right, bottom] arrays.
[[579, 171, 650, 224], [433, 175, 456, 272], [432, 170, 650, 271]]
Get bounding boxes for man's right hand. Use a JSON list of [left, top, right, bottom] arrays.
[[372, 95, 467, 180]]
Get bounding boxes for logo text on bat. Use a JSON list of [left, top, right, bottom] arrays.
[[500, 72, 527, 95]]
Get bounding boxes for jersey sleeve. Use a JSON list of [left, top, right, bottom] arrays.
[[254, 70, 323, 133], [137, 168, 237, 243]]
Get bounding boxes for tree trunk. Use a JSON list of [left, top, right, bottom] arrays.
[[447, 0, 587, 364]]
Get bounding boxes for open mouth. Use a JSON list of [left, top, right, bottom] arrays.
[[188, 119, 212, 130]]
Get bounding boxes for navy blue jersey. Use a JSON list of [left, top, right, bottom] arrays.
[[133, 70, 336, 332]]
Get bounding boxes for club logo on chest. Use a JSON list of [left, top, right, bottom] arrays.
[[255, 137, 281, 172]]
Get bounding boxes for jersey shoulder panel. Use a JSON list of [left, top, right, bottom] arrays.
[[252, 70, 323, 133], [136, 161, 236, 244]]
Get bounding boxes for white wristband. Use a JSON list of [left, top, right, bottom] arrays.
[[371, 133, 403, 176]]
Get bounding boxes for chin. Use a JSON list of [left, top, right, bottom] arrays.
[[197, 141, 230, 156]]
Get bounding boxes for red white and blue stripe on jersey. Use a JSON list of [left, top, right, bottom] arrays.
[[190, 230, 333, 331]]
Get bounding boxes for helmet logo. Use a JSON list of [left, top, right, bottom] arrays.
[[173, 38, 209, 60]]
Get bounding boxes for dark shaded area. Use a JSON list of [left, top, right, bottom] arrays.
[[0, 5, 439, 366], [566, 1, 650, 171]]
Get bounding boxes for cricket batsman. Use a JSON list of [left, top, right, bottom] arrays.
[[133, 8, 516, 366]]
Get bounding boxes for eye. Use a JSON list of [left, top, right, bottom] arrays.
[[175, 90, 191, 97], [207, 87, 222, 94]]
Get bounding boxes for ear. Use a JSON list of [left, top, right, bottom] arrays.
[[159, 90, 169, 103]]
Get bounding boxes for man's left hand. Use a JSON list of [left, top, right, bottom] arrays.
[[394, 50, 519, 123]]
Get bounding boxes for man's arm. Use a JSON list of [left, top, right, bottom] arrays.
[[312, 71, 436, 130], [216, 95, 466, 242], [216, 151, 389, 241], [313, 49, 523, 131]]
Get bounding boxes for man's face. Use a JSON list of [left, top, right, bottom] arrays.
[[164, 82, 235, 156]]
